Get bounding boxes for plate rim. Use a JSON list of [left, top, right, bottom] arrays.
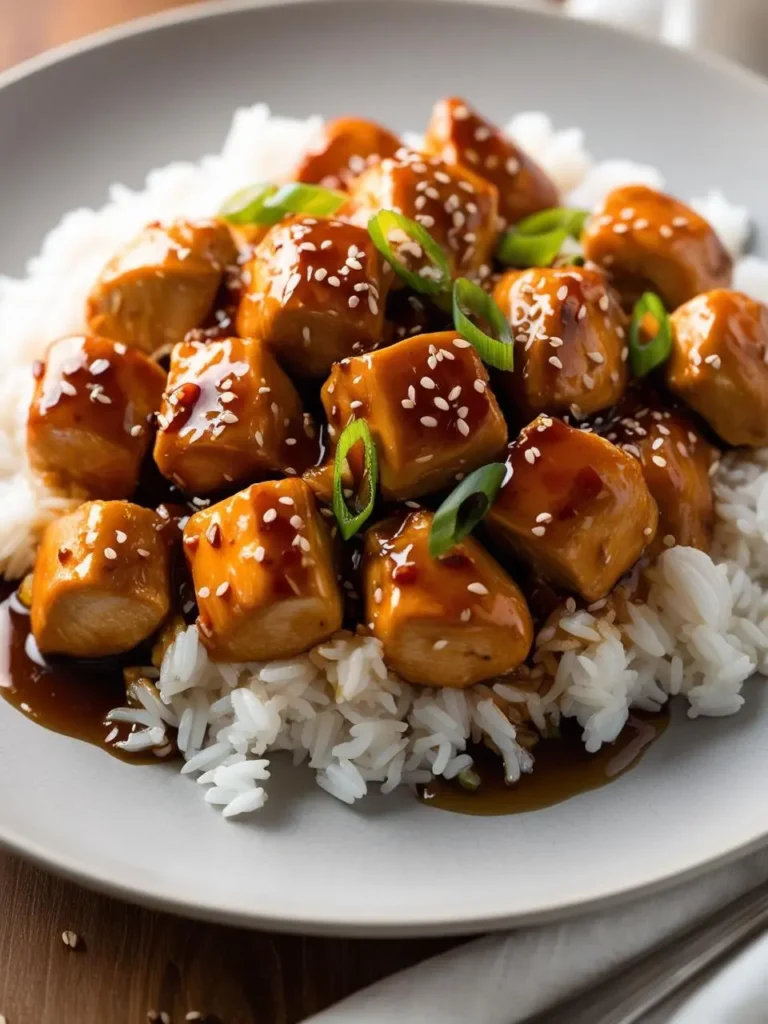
[[4, 0, 768, 936]]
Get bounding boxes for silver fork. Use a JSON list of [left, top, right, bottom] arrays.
[[522, 880, 768, 1024]]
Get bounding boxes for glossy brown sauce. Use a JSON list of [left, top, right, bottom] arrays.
[[420, 711, 669, 815], [0, 583, 159, 763]]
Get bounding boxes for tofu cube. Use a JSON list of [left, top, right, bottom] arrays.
[[321, 331, 508, 501], [236, 216, 390, 378], [487, 416, 658, 601], [31, 501, 171, 657], [27, 334, 166, 500], [582, 185, 732, 310], [153, 336, 316, 494], [492, 266, 628, 422], [423, 97, 559, 226], [86, 218, 237, 355], [183, 478, 343, 662], [363, 510, 533, 688], [344, 150, 499, 277]]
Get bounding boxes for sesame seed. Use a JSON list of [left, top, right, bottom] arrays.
[[612, 223, 629, 234], [434, 397, 450, 410], [556, 285, 568, 301], [473, 379, 486, 393], [130, 424, 143, 437], [61, 930, 79, 949], [216, 582, 230, 597], [663, 534, 676, 547], [137, 549, 150, 558], [420, 416, 438, 428], [652, 455, 667, 467], [453, 338, 471, 349], [619, 207, 635, 220], [220, 392, 236, 404], [115, 530, 127, 543], [457, 419, 470, 436], [505, 157, 520, 175], [263, 509, 277, 523], [578, 305, 587, 320], [89, 358, 110, 375], [447, 386, 462, 401], [536, 512, 552, 523], [197, 587, 210, 598], [433, 640, 448, 650], [401, 399, 415, 409], [368, 295, 379, 315], [704, 353, 722, 369], [634, 218, 649, 230], [416, 454, 434, 463], [255, 546, 265, 562], [420, 376, 436, 389], [531, 526, 547, 537], [314, 267, 328, 282], [392, 588, 401, 608], [548, 356, 563, 369], [348, 295, 360, 308], [598, 294, 609, 312], [320, 239, 333, 250], [327, 276, 341, 287], [254, 430, 264, 447], [374, 587, 383, 604], [60, 381, 77, 396], [104, 547, 117, 560], [652, 437, 664, 450], [643, 526, 654, 537], [688, 431, 698, 444], [659, 225, 673, 238], [113, 342, 127, 355], [350, 400, 363, 410], [279, 496, 295, 505], [672, 216, 688, 227], [467, 582, 489, 596], [220, 411, 239, 424], [289, 515, 304, 529], [460, 608, 472, 622], [524, 449, 536, 465], [588, 352, 605, 364]]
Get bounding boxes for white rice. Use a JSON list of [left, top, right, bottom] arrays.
[[4, 102, 768, 816]]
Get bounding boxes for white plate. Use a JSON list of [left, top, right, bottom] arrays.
[[3, 0, 768, 936]]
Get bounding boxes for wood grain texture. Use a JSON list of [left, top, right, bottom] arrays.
[[0, 852, 459, 1023]]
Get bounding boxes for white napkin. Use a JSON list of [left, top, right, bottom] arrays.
[[307, 849, 768, 1023]]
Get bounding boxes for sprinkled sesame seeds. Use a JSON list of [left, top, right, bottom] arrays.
[[420, 415, 438, 428], [61, 930, 79, 949], [104, 547, 117, 560], [598, 294, 609, 312], [457, 419, 470, 437], [114, 342, 127, 355], [613, 223, 629, 234], [115, 530, 127, 544], [220, 411, 239, 424], [255, 546, 265, 562], [434, 396, 450, 411], [704, 353, 722, 369], [643, 526, 654, 537], [263, 508, 277, 523], [652, 437, 664, 450], [289, 515, 304, 530], [433, 639, 448, 650], [467, 582, 488, 596], [556, 285, 568, 301], [652, 455, 667, 467], [453, 338, 471, 349], [197, 586, 210, 598], [548, 356, 563, 369], [420, 376, 436, 389], [401, 398, 415, 409], [536, 512, 552, 523], [216, 581, 230, 597], [279, 496, 295, 505], [314, 268, 328, 281], [672, 216, 688, 227], [659, 225, 673, 238], [137, 549, 150, 558], [60, 380, 77, 396], [524, 449, 537, 465], [374, 587, 383, 604], [348, 295, 360, 308], [392, 588, 401, 608], [531, 526, 547, 537], [505, 157, 520, 175], [89, 358, 110, 375], [460, 608, 472, 622]]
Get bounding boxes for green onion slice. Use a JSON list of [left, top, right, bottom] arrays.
[[452, 278, 514, 371], [219, 184, 279, 225], [496, 206, 589, 269], [332, 418, 379, 541], [220, 182, 346, 226], [629, 292, 673, 377], [429, 462, 507, 558], [368, 210, 452, 297]]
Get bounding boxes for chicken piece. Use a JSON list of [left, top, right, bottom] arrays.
[[667, 289, 768, 447], [236, 216, 390, 378], [153, 336, 316, 494], [582, 185, 731, 310], [31, 501, 171, 658], [363, 510, 532, 688], [321, 331, 508, 501], [27, 335, 166, 500], [86, 219, 237, 355], [487, 416, 658, 601], [183, 478, 343, 662], [423, 97, 559, 227], [293, 116, 401, 190], [603, 393, 716, 556], [343, 150, 499, 278], [492, 265, 628, 422]]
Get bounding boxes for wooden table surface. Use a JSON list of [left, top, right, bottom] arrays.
[[0, 2, 469, 1022]]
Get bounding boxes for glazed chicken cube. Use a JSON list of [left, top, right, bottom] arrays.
[[236, 216, 390, 377], [487, 416, 658, 601], [153, 336, 316, 494], [363, 510, 533, 688], [31, 501, 171, 658], [423, 97, 559, 227], [344, 150, 499, 278], [667, 289, 768, 447], [86, 219, 237, 355], [321, 331, 508, 501], [183, 478, 343, 662], [27, 335, 166, 500], [605, 394, 716, 555], [293, 116, 401, 190], [492, 265, 628, 422], [582, 185, 732, 310]]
